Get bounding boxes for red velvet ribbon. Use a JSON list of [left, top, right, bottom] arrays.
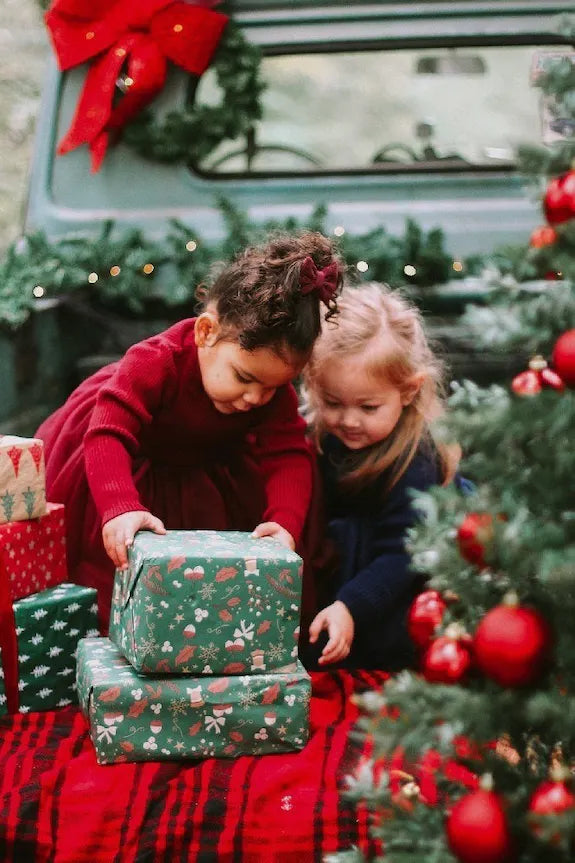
[[0, 557, 19, 714], [45, 0, 228, 171], [299, 256, 340, 306]]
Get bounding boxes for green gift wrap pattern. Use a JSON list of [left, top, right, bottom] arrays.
[[77, 637, 311, 764], [0, 583, 99, 715], [109, 531, 303, 675]]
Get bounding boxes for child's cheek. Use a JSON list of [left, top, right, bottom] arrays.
[[324, 413, 339, 432]]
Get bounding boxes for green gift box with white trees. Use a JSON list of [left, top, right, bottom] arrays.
[[0, 583, 99, 715]]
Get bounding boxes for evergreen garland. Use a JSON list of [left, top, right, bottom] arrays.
[[121, 22, 265, 166], [0, 202, 458, 331]]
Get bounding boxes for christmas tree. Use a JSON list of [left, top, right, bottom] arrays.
[[334, 20, 575, 863]]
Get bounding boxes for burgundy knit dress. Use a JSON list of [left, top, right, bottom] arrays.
[[36, 319, 315, 630]]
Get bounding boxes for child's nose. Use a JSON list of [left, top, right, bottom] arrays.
[[244, 387, 264, 405], [341, 409, 360, 427]]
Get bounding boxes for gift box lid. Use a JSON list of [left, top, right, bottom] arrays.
[[118, 530, 303, 611], [0, 435, 43, 446], [16, 581, 97, 608]]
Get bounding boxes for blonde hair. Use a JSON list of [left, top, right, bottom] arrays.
[[302, 282, 459, 492]]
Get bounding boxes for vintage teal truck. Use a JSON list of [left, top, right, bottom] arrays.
[[3, 0, 573, 430]]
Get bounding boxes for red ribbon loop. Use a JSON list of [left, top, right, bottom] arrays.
[[299, 256, 340, 306], [45, 0, 228, 171]]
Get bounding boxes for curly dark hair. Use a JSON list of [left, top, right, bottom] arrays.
[[200, 232, 344, 358]]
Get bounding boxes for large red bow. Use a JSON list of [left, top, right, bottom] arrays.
[[299, 256, 340, 306], [45, 0, 228, 172]]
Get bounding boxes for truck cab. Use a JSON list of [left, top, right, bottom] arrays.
[[25, 0, 573, 255]]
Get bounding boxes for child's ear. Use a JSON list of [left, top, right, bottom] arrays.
[[401, 373, 425, 406], [194, 311, 220, 347]]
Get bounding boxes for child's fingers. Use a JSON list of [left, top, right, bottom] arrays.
[[145, 514, 166, 535], [308, 612, 327, 643], [103, 532, 123, 569], [115, 533, 130, 570], [319, 635, 350, 665], [103, 512, 165, 572], [124, 529, 134, 551], [318, 646, 348, 665], [251, 523, 294, 550], [251, 522, 276, 539], [104, 543, 119, 568], [319, 633, 341, 663]]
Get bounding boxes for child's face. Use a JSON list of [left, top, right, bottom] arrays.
[[316, 356, 416, 450], [196, 315, 303, 414]]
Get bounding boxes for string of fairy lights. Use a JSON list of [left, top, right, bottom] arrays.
[[28, 224, 469, 305], [30, 237, 200, 301]]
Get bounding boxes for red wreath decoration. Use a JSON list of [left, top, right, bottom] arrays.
[[45, 0, 228, 171]]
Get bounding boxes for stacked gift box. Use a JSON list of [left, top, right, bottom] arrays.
[[77, 530, 312, 763], [0, 435, 99, 715]]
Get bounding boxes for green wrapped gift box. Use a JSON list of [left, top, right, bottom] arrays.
[[109, 530, 303, 675], [0, 583, 99, 715], [77, 637, 311, 764]]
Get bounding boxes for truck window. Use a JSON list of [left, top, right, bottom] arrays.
[[194, 44, 550, 175]]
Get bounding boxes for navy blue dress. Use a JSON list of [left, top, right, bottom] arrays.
[[302, 434, 466, 671]]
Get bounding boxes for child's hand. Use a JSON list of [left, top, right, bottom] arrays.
[[308, 600, 355, 665], [102, 510, 166, 570], [251, 522, 295, 550]]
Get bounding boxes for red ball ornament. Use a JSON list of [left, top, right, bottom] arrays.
[[422, 628, 472, 684], [529, 225, 557, 248], [544, 170, 575, 226], [446, 787, 514, 863], [529, 776, 575, 818], [407, 590, 447, 648], [552, 329, 575, 388], [528, 772, 575, 842], [473, 595, 552, 687], [457, 513, 494, 568]]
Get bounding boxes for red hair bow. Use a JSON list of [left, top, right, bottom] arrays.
[[299, 256, 339, 306], [45, 0, 228, 172]]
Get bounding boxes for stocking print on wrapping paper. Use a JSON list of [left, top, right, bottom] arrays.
[[108, 530, 304, 676], [0, 436, 46, 524], [76, 637, 311, 764]]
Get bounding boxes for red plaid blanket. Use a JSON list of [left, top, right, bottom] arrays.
[[0, 670, 386, 863]]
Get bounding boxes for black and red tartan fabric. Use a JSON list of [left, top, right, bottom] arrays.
[[0, 670, 386, 862]]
